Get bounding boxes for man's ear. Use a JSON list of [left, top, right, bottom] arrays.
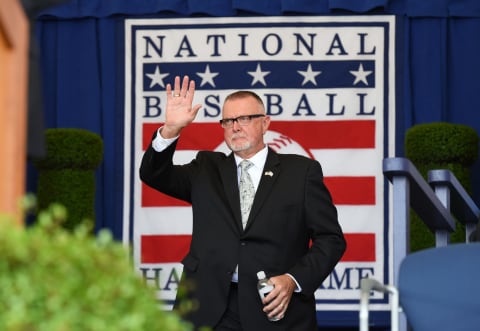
[[262, 116, 271, 134]]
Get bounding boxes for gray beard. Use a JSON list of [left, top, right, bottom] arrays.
[[227, 140, 252, 152]]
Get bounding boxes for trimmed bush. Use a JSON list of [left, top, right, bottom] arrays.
[[405, 122, 479, 251], [32, 128, 103, 230], [405, 122, 478, 165], [0, 202, 193, 331]]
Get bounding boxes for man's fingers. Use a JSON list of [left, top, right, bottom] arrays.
[[166, 83, 172, 99], [187, 79, 196, 101], [264, 299, 287, 320], [192, 104, 202, 114], [173, 76, 181, 95], [169, 75, 195, 100], [261, 275, 295, 320], [178, 75, 189, 98]]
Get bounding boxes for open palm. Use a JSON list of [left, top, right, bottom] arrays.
[[162, 76, 202, 137]]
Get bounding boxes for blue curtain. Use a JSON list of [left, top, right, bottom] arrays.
[[31, 0, 480, 239]]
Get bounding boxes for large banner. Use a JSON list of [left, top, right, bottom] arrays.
[[123, 16, 396, 318]]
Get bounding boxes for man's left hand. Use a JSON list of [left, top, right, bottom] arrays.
[[262, 274, 296, 320]]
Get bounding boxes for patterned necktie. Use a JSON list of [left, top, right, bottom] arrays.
[[239, 160, 255, 229]]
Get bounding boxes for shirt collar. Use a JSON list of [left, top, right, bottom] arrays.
[[234, 145, 268, 169]]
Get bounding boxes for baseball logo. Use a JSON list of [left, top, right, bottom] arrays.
[[215, 130, 313, 159]]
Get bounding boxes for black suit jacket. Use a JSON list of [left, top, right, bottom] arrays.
[[140, 138, 346, 331]]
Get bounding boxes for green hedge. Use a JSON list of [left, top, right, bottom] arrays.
[[32, 128, 103, 230], [0, 201, 193, 331], [405, 122, 479, 251]]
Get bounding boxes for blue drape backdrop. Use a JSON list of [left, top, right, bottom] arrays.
[[30, 0, 480, 245]]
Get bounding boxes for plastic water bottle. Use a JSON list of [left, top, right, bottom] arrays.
[[256, 271, 281, 321]]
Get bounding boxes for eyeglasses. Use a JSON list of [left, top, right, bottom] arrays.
[[219, 114, 265, 128]]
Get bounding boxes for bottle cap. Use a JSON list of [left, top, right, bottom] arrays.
[[257, 271, 266, 279]]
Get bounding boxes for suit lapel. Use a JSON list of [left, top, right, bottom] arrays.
[[244, 149, 280, 230], [219, 153, 243, 232]]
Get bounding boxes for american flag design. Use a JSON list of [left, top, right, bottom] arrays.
[[124, 16, 396, 311]]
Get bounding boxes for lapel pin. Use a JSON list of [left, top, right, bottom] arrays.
[[264, 171, 274, 177]]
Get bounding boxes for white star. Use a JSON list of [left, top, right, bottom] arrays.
[[350, 63, 373, 86], [146, 65, 169, 88], [247, 63, 271, 86], [196, 64, 219, 87], [297, 63, 322, 86]]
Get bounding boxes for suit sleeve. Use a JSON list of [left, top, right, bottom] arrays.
[[289, 160, 347, 295], [139, 138, 194, 203]]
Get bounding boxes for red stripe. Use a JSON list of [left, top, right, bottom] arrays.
[[140, 233, 375, 264], [142, 120, 375, 151], [141, 234, 191, 263], [141, 121, 376, 207], [142, 123, 159, 150], [142, 123, 224, 151], [142, 176, 375, 207], [325, 176, 376, 205], [341, 233, 376, 262], [269, 120, 375, 149], [142, 184, 190, 207]]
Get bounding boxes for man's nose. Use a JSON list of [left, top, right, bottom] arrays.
[[232, 120, 241, 131]]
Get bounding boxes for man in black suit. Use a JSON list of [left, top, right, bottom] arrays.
[[140, 76, 346, 330]]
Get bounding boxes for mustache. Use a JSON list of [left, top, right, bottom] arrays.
[[231, 133, 247, 140]]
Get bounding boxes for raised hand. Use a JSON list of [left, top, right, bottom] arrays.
[[161, 75, 202, 138]]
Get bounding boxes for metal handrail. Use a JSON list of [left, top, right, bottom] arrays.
[[428, 169, 480, 241], [367, 157, 480, 331], [360, 278, 399, 331]]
